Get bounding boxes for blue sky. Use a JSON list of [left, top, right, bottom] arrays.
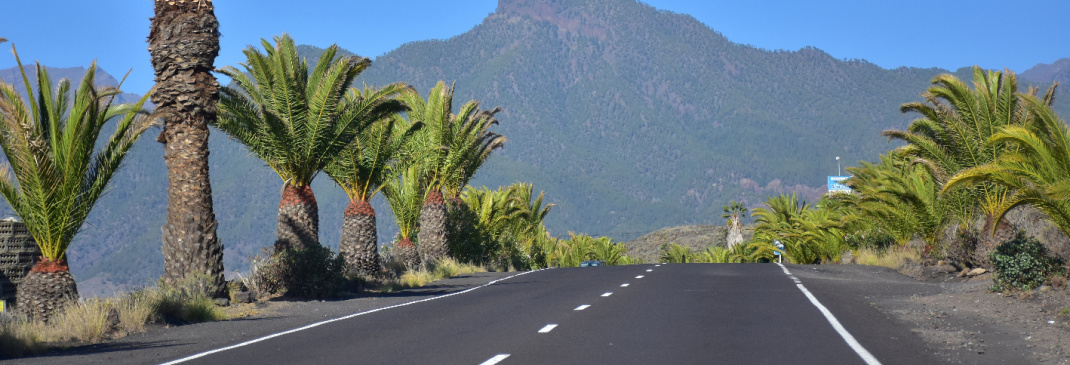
[[2, 0, 1067, 95]]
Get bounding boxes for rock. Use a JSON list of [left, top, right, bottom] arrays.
[[937, 260, 947, 266], [958, 269, 970, 277], [1038, 285, 1052, 293], [232, 290, 255, 304], [933, 264, 958, 273], [213, 297, 230, 307], [968, 268, 987, 276]]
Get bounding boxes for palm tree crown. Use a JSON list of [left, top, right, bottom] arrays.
[[0, 52, 150, 262]]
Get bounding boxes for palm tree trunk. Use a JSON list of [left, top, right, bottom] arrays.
[[276, 183, 320, 252], [418, 190, 448, 265], [340, 199, 379, 277], [395, 238, 420, 270], [15, 258, 78, 321], [149, 0, 225, 297]]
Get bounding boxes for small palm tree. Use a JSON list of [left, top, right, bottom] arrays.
[[399, 82, 505, 265], [0, 51, 150, 320], [946, 92, 1070, 237], [216, 34, 380, 252], [884, 67, 1051, 245], [382, 164, 428, 269], [325, 86, 418, 276]]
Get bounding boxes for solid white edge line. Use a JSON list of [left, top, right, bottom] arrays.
[[538, 324, 558, 333], [777, 263, 882, 365], [159, 269, 547, 365], [575, 304, 591, 311], [480, 354, 511, 365]]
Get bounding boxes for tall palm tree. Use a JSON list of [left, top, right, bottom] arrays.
[[325, 86, 417, 276], [946, 91, 1070, 237], [148, 0, 226, 297], [216, 34, 380, 252], [399, 82, 505, 265], [721, 199, 747, 249], [382, 164, 428, 269], [0, 52, 150, 320]]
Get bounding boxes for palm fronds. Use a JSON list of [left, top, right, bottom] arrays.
[[0, 48, 150, 261]]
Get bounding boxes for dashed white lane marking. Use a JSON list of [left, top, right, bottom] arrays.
[[480, 354, 510, 365], [575, 304, 591, 311], [646, 268, 653, 272], [160, 269, 546, 365], [777, 263, 882, 365], [620, 283, 630, 287], [601, 292, 613, 297], [655, 264, 662, 267], [538, 324, 558, 333], [635, 275, 645, 279]]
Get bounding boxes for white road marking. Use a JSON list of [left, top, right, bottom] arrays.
[[159, 269, 548, 365], [538, 324, 558, 333], [480, 354, 510, 365], [646, 269, 653, 272], [635, 275, 645, 279], [601, 292, 613, 297], [655, 264, 662, 267], [777, 263, 882, 365], [620, 283, 630, 287], [575, 304, 591, 311]]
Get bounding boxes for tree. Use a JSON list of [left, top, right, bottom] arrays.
[[324, 86, 418, 277], [382, 164, 428, 269], [0, 52, 150, 320], [883, 67, 1049, 247], [946, 92, 1070, 237], [721, 200, 747, 249], [148, 0, 226, 297], [216, 34, 379, 252], [399, 82, 504, 265]]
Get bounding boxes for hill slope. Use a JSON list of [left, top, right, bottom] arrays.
[[1, 0, 1067, 294]]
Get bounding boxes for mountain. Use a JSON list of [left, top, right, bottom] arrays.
[[1, 0, 1067, 295], [356, 0, 948, 239], [0, 65, 143, 104], [1021, 58, 1070, 85]]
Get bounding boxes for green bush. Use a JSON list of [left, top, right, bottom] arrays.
[[989, 232, 1066, 291], [254, 245, 347, 299]]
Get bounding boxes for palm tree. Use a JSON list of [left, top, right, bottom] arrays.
[[216, 34, 380, 252], [399, 82, 505, 265], [148, 0, 226, 297], [721, 200, 747, 249], [382, 164, 428, 269], [0, 52, 150, 320], [883, 67, 1051, 247], [946, 92, 1070, 237], [325, 86, 417, 276]]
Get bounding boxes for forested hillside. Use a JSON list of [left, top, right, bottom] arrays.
[[1, 0, 1066, 294]]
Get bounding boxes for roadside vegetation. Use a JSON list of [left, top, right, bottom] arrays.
[[746, 67, 1070, 293]]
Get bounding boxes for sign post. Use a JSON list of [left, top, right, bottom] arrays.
[[774, 240, 784, 264]]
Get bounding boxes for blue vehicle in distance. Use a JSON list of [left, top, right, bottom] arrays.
[[579, 260, 607, 267]]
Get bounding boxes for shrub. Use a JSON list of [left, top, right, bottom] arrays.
[[989, 232, 1066, 291], [254, 245, 347, 299]]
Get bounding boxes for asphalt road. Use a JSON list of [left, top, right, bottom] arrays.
[[149, 263, 940, 365]]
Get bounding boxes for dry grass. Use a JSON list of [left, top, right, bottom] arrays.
[[854, 245, 922, 269], [370, 258, 487, 293], [0, 280, 227, 358]]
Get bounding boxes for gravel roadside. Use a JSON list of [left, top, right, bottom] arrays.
[[791, 264, 1070, 365]]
